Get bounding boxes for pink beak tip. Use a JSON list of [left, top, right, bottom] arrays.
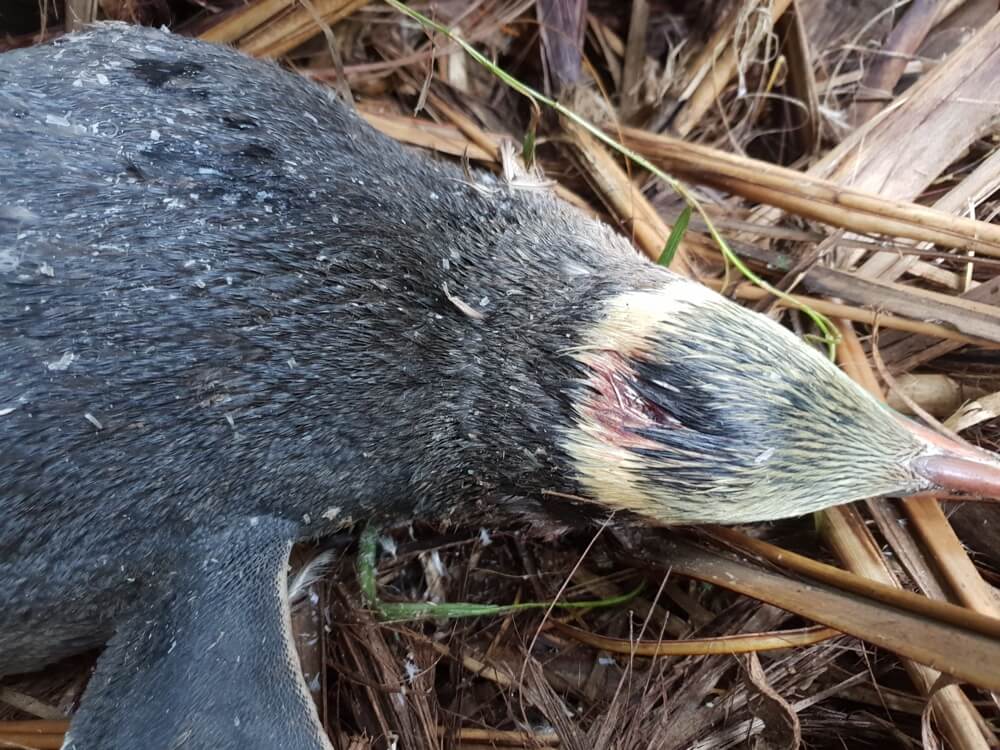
[[897, 415, 1000, 498], [912, 454, 1000, 498]]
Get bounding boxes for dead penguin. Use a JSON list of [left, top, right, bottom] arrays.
[[1, 22, 998, 750]]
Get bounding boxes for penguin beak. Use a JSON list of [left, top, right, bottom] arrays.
[[901, 417, 1000, 497]]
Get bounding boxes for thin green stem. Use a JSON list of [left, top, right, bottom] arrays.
[[358, 524, 642, 622]]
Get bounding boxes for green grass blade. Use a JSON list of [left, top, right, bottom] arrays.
[[358, 525, 643, 622], [658, 205, 692, 268]]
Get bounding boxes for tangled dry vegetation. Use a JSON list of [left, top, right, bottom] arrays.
[[2, 1, 1000, 748]]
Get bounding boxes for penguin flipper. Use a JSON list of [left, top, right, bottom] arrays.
[[63, 516, 332, 750]]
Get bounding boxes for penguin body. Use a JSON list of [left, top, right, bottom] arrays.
[[0, 24, 979, 749]]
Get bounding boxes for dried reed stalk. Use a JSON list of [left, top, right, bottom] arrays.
[[199, 0, 369, 58], [239, 0, 370, 58], [64, 0, 98, 32], [198, 0, 294, 43], [672, 0, 793, 136], [618, 128, 1000, 257], [359, 110, 498, 163], [831, 324, 996, 750], [813, 13, 1000, 198], [708, 280, 996, 346]]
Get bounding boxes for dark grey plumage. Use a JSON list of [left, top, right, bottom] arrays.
[[0, 23, 985, 750], [0, 24, 650, 749], [1, 21, 622, 670]]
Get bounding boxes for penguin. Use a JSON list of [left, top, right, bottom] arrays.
[[1, 23, 998, 750]]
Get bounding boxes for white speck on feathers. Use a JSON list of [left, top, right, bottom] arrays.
[[427, 550, 445, 578], [403, 653, 420, 682], [46, 352, 76, 371], [754, 447, 775, 465], [379, 535, 398, 558]]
